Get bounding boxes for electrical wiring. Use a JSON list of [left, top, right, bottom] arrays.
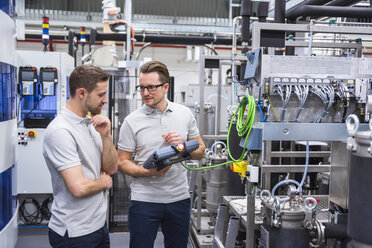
[[227, 94, 256, 162], [294, 85, 309, 122], [19, 199, 43, 225], [313, 85, 335, 123], [277, 85, 292, 122], [267, 95, 279, 122], [180, 161, 231, 170], [265, 85, 279, 122], [180, 95, 255, 171], [257, 102, 265, 122], [41, 197, 53, 220]]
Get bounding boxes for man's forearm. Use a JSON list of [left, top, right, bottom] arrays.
[[191, 147, 205, 160], [118, 159, 151, 177], [101, 134, 118, 175], [74, 177, 107, 197]]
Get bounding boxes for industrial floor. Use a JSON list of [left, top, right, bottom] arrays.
[[15, 226, 169, 248]]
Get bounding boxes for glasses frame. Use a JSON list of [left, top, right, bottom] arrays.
[[135, 83, 166, 92]]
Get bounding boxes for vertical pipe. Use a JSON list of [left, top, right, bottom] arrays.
[[232, 16, 242, 106], [167, 76, 174, 102], [274, 0, 286, 23], [240, 0, 252, 47], [68, 30, 74, 57], [217, 61, 222, 135], [124, 0, 132, 61], [246, 183, 255, 248], [199, 48, 206, 137]]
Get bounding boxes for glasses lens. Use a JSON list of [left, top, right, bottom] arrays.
[[147, 85, 156, 91]]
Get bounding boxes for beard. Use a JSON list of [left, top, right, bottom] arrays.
[[89, 106, 101, 115], [85, 98, 103, 115]]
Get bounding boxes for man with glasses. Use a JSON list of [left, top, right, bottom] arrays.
[[117, 60, 205, 248]]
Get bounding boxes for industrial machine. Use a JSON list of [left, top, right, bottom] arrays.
[[188, 13, 372, 248], [16, 51, 73, 226], [0, 5, 18, 248]]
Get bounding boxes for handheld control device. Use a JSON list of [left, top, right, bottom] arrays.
[[143, 140, 199, 171]]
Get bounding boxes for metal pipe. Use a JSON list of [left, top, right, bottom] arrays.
[[246, 183, 255, 248], [124, 0, 132, 61], [286, 0, 334, 17], [232, 16, 242, 107], [274, 0, 286, 23], [326, 0, 362, 6], [88, 29, 234, 45], [286, 5, 372, 19], [68, 29, 75, 56], [240, 0, 252, 44], [135, 42, 152, 61], [232, 16, 243, 57]]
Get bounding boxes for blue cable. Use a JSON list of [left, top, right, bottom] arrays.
[[256, 102, 264, 122]]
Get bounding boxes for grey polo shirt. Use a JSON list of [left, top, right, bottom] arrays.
[[42, 108, 106, 238], [118, 100, 200, 203]]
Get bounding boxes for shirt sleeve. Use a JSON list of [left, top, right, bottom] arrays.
[[117, 117, 136, 152], [187, 108, 200, 139], [42, 128, 81, 172]]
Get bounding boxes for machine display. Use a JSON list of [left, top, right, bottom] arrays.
[[39, 67, 58, 96], [18, 66, 37, 96]]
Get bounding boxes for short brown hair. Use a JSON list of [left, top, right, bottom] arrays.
[[69, 65, 109, 97], [140, 61, 169, 85]]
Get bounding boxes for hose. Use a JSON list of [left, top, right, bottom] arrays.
[[271, 140, 310, 200], [299, 140, 310, 191], [210, 141, 227, 154]]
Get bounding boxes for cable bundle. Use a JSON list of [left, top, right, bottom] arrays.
[[294, 85, 309, 122], [19, 199, 43, 225], [312, 85, 335, 123], [227, 94, 256, 162], [277, 85, 292, 122], [19, 197, 53, 225]]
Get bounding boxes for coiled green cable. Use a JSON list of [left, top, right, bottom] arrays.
[[181, 94, 256, 170], [227, 94, 256, 162]]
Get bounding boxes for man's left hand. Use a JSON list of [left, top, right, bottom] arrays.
[[162, 131, 182, 145], [92, 115, 111, 137]]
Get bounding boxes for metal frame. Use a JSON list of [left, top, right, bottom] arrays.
[[251, 22, 372, 50]]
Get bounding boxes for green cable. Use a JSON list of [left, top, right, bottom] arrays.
[[180, 161, 232, 170], [180, 94, 255, 171], [227, 94, 255, 162]]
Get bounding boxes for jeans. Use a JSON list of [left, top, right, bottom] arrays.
[[128, 198, 191, 248], [49, 223, 110, 248]]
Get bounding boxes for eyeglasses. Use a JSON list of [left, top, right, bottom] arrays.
[[135, 83, 165, 92]]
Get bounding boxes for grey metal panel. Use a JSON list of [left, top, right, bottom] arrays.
[[285, 40, 363, 49], [269, 151, 331, 157], [261, 122, 369, 141], [0, 120, 16, 174], [261, 55, 366, 79], [261, 164, 331, 173], [329, 141, 350, 209]]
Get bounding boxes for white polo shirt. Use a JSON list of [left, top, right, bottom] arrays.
[[42, 108, 106, 237], [118, 100, 200, 203]]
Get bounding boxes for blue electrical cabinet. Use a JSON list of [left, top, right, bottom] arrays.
[[0, 6, 18, 248]]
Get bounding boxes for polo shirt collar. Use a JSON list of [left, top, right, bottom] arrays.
[[142, 99, 174, 115], [61, 107, 92, 125]]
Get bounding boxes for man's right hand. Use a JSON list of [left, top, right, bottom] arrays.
[[99, 173, 113, 190]]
